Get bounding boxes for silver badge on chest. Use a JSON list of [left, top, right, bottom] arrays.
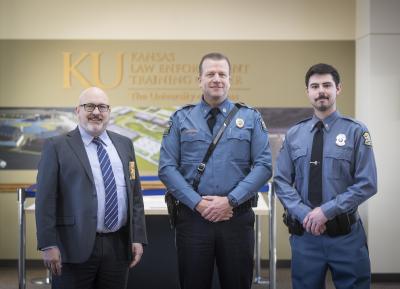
[[336, 133, 346, 146], [236, 118, 244, 128]]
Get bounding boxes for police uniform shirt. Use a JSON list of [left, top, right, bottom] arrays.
[[274, 111, 377, 223], [159, 98, 272, 210]]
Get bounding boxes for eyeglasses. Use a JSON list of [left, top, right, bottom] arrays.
[[80, 103, 110, 112]]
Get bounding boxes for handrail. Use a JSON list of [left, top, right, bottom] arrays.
[[269, 182, 277, 289], [3, 180, 165, 193], [17, 188, 27, 289]]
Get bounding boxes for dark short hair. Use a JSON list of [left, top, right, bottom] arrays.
[[199, 52, 231, 76], [305, 63, 341, 87]]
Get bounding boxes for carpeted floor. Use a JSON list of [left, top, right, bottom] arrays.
[[2, 267, 398, 289]]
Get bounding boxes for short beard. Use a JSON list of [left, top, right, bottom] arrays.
[[314, 104, 329, 111], [313, 95, 332, 112], [313, 101, 334, 112]]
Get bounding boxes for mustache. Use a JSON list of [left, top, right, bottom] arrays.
[[316, 95, 329, 101], [88, 115, 103, 121]]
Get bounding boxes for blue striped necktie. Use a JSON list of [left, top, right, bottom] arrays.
[[92, 137, 118, 230]]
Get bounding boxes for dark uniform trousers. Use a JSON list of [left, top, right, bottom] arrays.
[[290, 220, 370, 289], [52, 229, 130, 289], [176, 204, 255, 289]]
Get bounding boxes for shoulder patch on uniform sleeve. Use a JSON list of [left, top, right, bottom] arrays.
[[363, 131, 373, 146], [278, 135, 287, 152], [249, 107, 268, 132], [260, 118, 268, 132], [163, 119, 173, 136], [163, 104, 194, 136]]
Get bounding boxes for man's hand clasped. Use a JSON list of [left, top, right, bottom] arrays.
[[303, 207, 328, 236], [196, 196, 233, 222]]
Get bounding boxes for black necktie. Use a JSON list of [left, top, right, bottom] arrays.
[[308, 121, 324, 207], [207, 107, 220, 133]]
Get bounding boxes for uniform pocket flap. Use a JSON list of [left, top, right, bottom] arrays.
[[181, 131, 207, 142], [227, 130, 251, 141], [292, 148, 307, 160], [326, 148, 352, 161]]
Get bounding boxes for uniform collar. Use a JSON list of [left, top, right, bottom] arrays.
[[78, 125, 111, 146], [309, 110, 340, 132], [200, 96, 233, 119]]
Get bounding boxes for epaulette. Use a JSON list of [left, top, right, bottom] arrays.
[[341, 115, 369, 130], [178, 104, 195, 110], [170, 104, 195, 117], [234, 102, 268, 131], [235, 101, 261, 114], [294, 117, 312, 125], [178, 103, 195, 110], [284, 117, 312, 137], [237, 101, 254, 108], [341, 115, 361, 125]]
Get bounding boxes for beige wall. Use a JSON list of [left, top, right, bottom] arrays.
[[0, 40, 355, 109], [0, 0, 355, 40], [0, 0, 357, 262]]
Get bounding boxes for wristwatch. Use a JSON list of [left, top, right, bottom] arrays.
[[227, 195, 239, 208]]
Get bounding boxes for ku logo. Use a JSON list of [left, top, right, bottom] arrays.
[[63, 52, 123, 89]]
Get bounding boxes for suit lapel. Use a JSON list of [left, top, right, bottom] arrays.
[[66, 127, 95, 185]]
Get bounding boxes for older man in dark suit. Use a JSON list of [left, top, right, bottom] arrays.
[[35, 87, 147, 289]]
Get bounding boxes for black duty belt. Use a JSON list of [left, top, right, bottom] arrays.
[[233, 199, 252, 214], [325, 211, 359, 237], [347, 211, 359, 225], [283, 211, 359, 237]]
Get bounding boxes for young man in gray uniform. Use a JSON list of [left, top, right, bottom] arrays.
[[159, 52, 272, 289], [274, 63, 377, 289]]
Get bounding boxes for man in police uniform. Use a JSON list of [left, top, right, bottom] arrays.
[[158, 52, 272, 289], [274, 63, 377, 289]]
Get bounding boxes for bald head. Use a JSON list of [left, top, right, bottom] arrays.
[[78, 87, 109, 106]]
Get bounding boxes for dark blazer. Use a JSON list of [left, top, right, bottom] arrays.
[[35, 127, 147, 263]]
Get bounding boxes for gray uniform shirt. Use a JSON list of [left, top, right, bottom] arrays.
[[274, 111, 377, 222]]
